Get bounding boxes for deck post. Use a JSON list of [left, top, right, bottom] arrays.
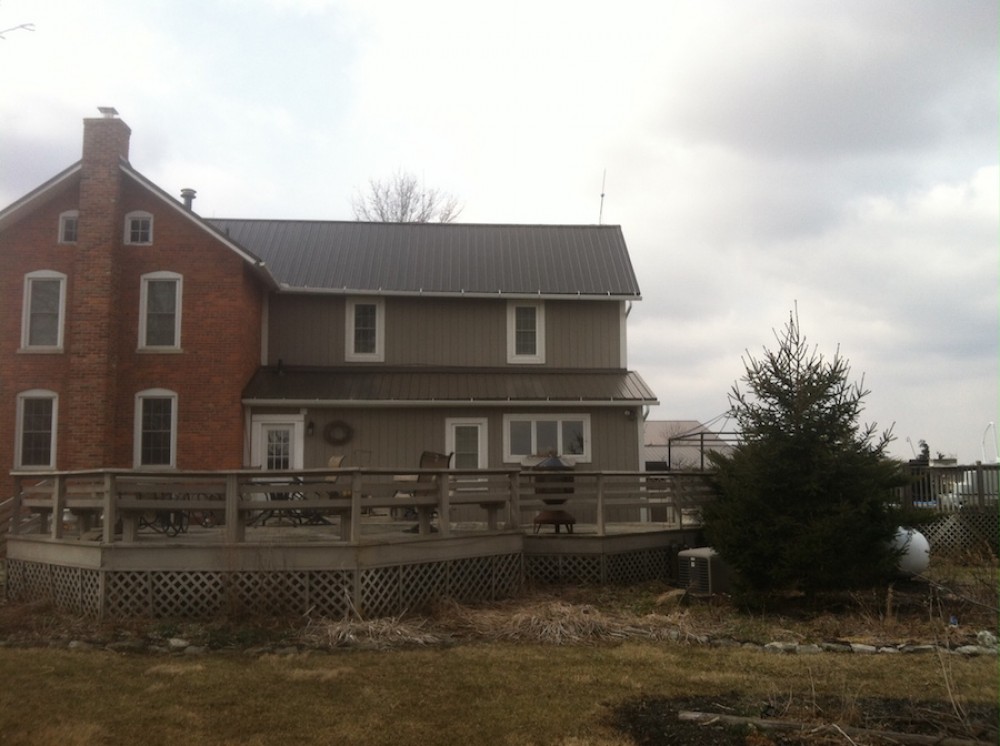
[[226, 473, 243, 543], [344, 471, 362, 543], [50, 475, 66, 539], [102, 473, 117, 544], [509, 470, 520, 530], [596, 474, 606, 536], [437, 472, 451, 537], [10, 476, 23, 535]]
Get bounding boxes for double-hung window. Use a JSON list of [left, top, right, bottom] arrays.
[[16, 390, 58, 469], [139, 272, 182, 349], [345, 297, 385, 362], [124, 211, 153, 245], [503, 414, 590, 463], [134, 389, 177, 468], [507, 301, 545, 364], [21, 270, 67, 351], [58, 211, 78, 243]]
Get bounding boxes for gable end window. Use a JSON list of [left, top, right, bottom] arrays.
[[21, 270, 67, 351], [507, 301, 545, 364], [124, 211, 153, 245], [345, 297, 385, 362], [58, 211, 78, 243], [139, 272, 182, 349], [503, 414, 590, 463], [16, 391, 58, 468], [134, 389, 177, 468]]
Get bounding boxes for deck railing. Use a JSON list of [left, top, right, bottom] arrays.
[[894, 462, 999, 512], [8, 467, 718, 544]]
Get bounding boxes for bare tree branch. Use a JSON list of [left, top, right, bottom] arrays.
[[352, 170, 462, 223]]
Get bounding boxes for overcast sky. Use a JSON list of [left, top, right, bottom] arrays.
[[2, 0, 997, 463]]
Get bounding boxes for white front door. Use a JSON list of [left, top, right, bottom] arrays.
[[446, 418, 488, 469], [250, 415, 304, 470]]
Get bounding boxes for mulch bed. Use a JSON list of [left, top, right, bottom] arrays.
[[607, 694, 999, 745]]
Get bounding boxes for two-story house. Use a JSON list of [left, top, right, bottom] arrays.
[[0, 111, 657, 499]]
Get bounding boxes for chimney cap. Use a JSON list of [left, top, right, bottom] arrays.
[[97, 106, 119, 119]]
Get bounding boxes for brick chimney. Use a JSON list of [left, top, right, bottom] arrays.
[[67, 108, 131, 468]]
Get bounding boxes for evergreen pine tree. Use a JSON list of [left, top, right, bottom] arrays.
[[703, 310, 906, 596]]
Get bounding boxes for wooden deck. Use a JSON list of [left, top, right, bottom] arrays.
[[4, 468, 711, 618]]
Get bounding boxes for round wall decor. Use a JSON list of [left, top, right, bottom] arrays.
[[323, 420, 353, 446]]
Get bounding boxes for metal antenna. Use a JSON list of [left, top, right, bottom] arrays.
[[598, 169, 607, 225]]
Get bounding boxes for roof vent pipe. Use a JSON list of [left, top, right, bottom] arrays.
[[180, 188, 196, 210]]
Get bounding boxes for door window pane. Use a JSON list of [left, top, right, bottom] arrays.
[[266, 428, 291, 470], [454, 424, 480, 469]]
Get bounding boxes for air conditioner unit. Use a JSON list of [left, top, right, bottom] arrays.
[[677, 547, 731, 596]]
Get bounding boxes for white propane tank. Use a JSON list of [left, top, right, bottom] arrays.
[[893, 527, 930, 576]]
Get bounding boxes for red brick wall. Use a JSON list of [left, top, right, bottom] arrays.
[[0, 118, 264, 497]]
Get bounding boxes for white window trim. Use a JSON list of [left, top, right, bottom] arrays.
[[21, 270, 67, 352], [15, 389, 58, 469], [134, 388, 178, 469], [345, 297, 385, 363], [249, 414, 305, 470], [58, 210, 79, 244], [506, 301, 545, 364], [446, 417, 489, 469], [502, 413, 591, 463], [138, 271, 183, 350], [124, 210, 154, 245]]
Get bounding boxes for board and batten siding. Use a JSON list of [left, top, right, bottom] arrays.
[[267, 295, 624, 369], [290, 406, 641, 472]]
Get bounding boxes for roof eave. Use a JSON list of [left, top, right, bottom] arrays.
[[275, 286, 641, 301], [0, 162, 83, 234], [242, 397, 659, 408], [120, 165, 280, 290]]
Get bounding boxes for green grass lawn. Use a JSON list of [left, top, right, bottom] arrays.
[[0, 642, 995, 745]]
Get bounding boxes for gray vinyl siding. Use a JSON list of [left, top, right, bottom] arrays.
[[267, 294, 623, 369], [290, 406, 641, 472]]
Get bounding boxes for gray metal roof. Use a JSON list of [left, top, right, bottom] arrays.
[[243, 367, 657, 405], [208, 220, 641, 298]]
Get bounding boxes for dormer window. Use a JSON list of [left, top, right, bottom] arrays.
[[58, 211, 78, 243], [125, 211, 153, 245]]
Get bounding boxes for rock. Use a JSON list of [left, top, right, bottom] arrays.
[[878, 647, 900, 654], [976, 630, 997, 648], [899, 644, 937, 654], [796, 644, 822, 655], [850, 643, 877, 655], [68, 640, 94, 651], [167, 637, 191, 651], [710, 638, 741, 648], [820, 642, 852, 654], [954, 645, 984, 656], [764, 641, 797, 654], [184, 645, 207, 655]]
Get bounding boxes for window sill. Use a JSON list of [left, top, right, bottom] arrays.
[[137, 347, 184, 354], [18, 347, 64, 354]]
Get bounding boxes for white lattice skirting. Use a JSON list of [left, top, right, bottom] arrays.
[[922, 512, 999, 557], [525, 547, 674, 586], [5, 554, 524, 619]]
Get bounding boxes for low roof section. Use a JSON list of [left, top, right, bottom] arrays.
[[208, 219, 641, 299], [243, 367, 658, 407]]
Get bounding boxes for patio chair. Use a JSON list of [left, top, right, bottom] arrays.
[[396, 451, 453, 521]]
